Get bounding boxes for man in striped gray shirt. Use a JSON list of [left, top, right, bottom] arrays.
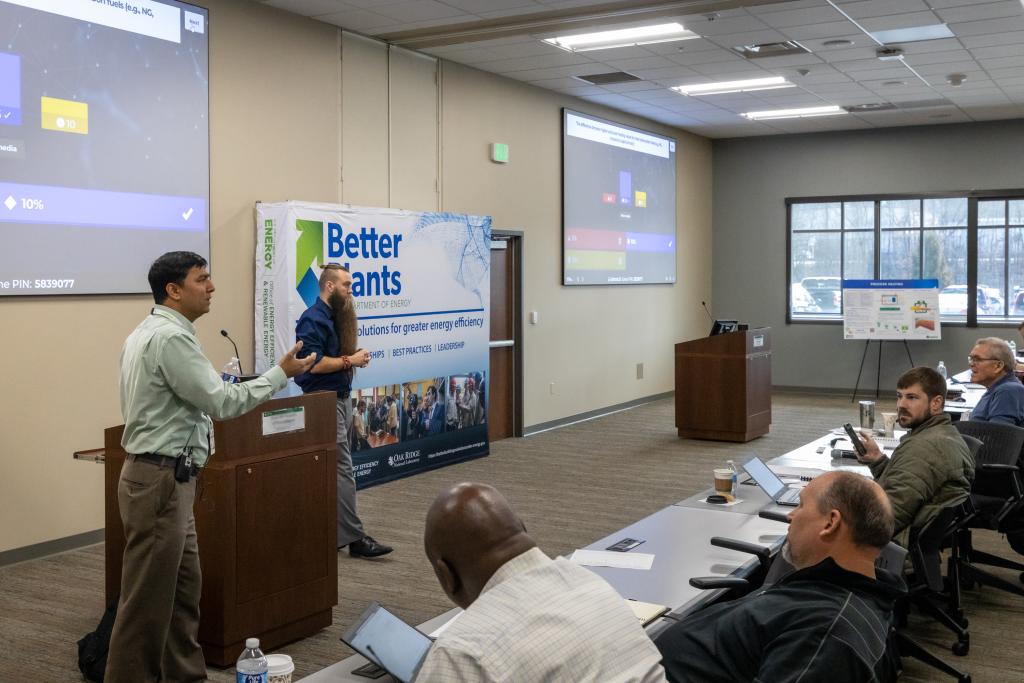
[[655, 471, 903, 683], [417, 483, 666, 682]]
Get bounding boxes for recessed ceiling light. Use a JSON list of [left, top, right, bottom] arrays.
[[672, 76, 794, 96], [822, 39, 853, 48], [741, 105, 846, 121], [870, 24, 954, 45], [543, 22, 698, 52], [882, 80, 906, 87], [946, 73, 967, 86]]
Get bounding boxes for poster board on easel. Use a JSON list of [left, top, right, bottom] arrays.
[[842, 279, 941, 341]]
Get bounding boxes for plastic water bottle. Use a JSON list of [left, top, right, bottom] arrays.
[[236, 638, 268, 683], [726, 459, 739, 496], [221, 357, 242, 384], [936, 361, 947, 380], [1010, 340, 1017, 358]]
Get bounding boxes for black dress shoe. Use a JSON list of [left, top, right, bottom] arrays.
[[348, 536, 393, 558]]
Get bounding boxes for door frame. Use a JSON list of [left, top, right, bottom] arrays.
[[491, 229, 524, 438]]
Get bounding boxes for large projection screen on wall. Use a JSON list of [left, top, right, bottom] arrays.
[[0, 0, 209, 296], [562, 109, 676, 286]]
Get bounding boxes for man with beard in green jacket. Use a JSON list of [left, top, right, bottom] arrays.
[[857, 366, 974, 545]]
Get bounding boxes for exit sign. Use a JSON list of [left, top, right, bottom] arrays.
[[490, 142, 509, 164]]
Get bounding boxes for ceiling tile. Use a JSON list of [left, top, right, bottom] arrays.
[[836, 0, 933, 19], [780, 21, 864, 41], [949, 15, 1024, 37], [439, 0, 541, 13], [485, 52, 592, 74], [958, 30, 1024, 48], [680, 15, 772, 36], [371, 1, 468, 22], [669, 48, 746, 67], [857, 12, 943, 32], [933, 1, 1024, 24], [629, 65, 704, 83], [601, 56, 679, 71], [753, 5, 845, 28]]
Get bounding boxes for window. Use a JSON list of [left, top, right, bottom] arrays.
[[787, 192, 1024, 323]]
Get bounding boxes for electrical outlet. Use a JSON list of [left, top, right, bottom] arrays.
[[549, 381, 556, 395], [636, 362, 644, 380]]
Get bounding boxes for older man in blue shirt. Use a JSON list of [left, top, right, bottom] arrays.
[[969, 337, 1024, 426], [295, 264, 392, 558]]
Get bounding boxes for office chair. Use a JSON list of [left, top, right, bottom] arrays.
[[686, 510, 972, 683], [953, 421, 1024, 597], [905, 501, 972, 657]]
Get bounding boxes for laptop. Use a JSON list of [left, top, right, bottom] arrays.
[[741, 456, 803, 506], [340, 602, 434, 682]]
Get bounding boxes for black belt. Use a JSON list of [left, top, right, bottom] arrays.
[[128, 452, 199, 478]]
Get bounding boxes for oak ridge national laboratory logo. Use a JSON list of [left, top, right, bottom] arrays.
[[388, 451, 420, 468]]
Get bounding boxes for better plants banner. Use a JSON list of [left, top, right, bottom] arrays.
[[256, 201, 491, 486]]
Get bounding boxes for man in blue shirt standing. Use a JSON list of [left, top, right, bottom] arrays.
[[968, 337, 1024, 426], [295, 264, 392, 558]]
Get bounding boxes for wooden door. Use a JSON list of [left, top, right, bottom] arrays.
[[488, 235, 521, 441]]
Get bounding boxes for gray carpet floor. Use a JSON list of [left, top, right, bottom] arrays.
[[2, 393, 1023, 682]]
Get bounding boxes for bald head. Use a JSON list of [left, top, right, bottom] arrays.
[[424, 483, 535, 609]]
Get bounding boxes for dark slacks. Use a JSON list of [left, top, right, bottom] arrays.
[[105, 457, 206, 683]]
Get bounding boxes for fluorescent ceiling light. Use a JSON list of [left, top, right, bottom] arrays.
[[672, 76, 794, 96], [870, 24, 954, 45], [544, 23, 698, 52], [742, 105, 846, 121]]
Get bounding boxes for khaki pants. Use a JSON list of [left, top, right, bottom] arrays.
[[337, 397, 366, 547], [105, 457, 206, 683]]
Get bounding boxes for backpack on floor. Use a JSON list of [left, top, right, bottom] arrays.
[[77, 601, 117, 682]]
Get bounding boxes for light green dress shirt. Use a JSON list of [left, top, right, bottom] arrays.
[[119, 305, 287, 467]]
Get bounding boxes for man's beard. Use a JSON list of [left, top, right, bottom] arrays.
[[330, 292, 358, 356]]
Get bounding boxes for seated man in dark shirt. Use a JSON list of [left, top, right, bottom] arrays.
[[656, 471, 903, 683]]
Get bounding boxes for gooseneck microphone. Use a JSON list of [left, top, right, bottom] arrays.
[[220, 329, 243, 374], [701, 300, 714, 322]]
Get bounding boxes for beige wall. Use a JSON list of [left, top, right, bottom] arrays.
[[0, 0, 711, 552]]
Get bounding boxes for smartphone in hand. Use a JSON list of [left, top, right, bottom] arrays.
[[843, 423, 868, 456]]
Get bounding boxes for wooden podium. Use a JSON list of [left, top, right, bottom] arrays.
[[104, 391, 338, 667], [675, 328, 772, 442]]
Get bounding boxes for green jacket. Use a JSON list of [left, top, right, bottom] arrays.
[[869, 413, 974, 540]]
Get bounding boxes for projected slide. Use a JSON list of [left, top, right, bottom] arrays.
[[562, 109, 676, 286], [0, 0, 209, 296]]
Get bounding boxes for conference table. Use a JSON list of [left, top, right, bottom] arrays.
[[299, 428, 899, 682]]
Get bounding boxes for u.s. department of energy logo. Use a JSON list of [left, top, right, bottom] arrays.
[[295, 219, 324, 308]]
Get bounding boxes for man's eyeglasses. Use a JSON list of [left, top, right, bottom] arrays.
[[967, 355, 1001, 365]]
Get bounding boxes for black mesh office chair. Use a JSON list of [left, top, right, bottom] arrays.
[[953, 421, 1024, 597], [905, 501, 972, 656]]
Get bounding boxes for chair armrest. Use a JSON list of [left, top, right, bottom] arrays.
[[980, 463, 1020, 472], [710, 536, 772, 570], [758, 510, 791, 524], [688, 576, 751, 590]]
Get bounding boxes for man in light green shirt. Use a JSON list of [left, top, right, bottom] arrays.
[[106, 251, 315, 683]]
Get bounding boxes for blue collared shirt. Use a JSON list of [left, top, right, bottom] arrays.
[[972, 372, 1024, 426], [294, 297, 352, 396]]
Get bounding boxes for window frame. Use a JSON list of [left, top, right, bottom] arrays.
[[786, 189, 1024, 326]]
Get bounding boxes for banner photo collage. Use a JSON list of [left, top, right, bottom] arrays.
[[255, 201, 492, 487]]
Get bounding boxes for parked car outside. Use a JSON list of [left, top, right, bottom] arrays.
[[791, 282, 821, 313], [800, 276, 841, 313]]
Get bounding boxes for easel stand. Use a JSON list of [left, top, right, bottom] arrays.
[[852, 339, 915, 402]]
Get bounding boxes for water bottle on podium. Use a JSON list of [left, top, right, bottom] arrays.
[[221, 357, 242, 384], [236, 637, 268, 683], [936, 361, 947, 381]]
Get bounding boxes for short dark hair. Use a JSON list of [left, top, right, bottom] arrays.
[[817, 472, 894, 549], [318, 263, 349, 290], [896, 366, 946, 402], [148, 251, 207, 304], [427, 385, 438, 399]]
